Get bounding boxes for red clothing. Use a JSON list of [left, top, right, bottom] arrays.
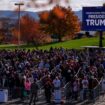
[[24, 81, 31, 91]]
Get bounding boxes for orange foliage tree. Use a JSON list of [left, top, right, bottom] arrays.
[[40, 5, 80, 42], [12, 14, 50, 44], [0, 29, 5, 43]]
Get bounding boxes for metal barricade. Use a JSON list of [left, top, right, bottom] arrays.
[[81, 78, 104, 103], [63, 67, 81, 100], [63, 68, 103, 103], [36, 69, 56, 95], [63, 82, 72, 99], [92, 78, 103, 102]]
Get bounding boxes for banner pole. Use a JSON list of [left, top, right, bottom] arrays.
[[99, 31, 103, 48]]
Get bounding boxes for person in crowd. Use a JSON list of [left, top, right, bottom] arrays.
[[24, 79, 31, 98], [20, 76, 25, 100], [73, 78, 79, 100], [102, 74, 105, 93], [82, 76, 89, 100], [88, 75, 99, 100], [29, 79, 38, 105], [44, 78, 52, 103], [53, 76, 61, 104]]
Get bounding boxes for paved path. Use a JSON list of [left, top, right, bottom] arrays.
[[1, 98, 105, 105], [92, 95, 105, 105], [1, 98, 104, 105], [1, 92, 105, 105]]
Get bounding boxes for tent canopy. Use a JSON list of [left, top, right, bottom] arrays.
[[81, 46, 105, 49]]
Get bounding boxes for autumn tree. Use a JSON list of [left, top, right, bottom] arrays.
[[0, 29, 5, 43], [12, 14, 50, 45], [40, 5, 80, 42]]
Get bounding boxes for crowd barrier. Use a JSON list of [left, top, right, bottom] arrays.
[[37, 74, 105, 104], [1, 67, 104, 104], [36, 68, 56, 95], [91, 77, 104, 102], [63, 68, 104, 104], [63, 67, 81, 100]]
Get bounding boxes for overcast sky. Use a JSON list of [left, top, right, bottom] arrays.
[[0, 0, 104, 11]]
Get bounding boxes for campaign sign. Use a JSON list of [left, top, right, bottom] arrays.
[[82, 7, 105, 31]]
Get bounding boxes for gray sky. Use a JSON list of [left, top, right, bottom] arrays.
[[0, 0, 104, 11]]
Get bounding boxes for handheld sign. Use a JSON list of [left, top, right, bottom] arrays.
[[82, 7, 105, 31]]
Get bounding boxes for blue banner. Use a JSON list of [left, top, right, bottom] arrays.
[[82, 7, 105, 31]]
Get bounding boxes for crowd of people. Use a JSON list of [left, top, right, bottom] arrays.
[[0, 47, 105, 104]]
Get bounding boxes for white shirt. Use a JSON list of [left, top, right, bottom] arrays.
[[82, 79, 89, 89]]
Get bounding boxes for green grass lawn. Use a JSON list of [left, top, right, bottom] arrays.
[[0, 37, 105, 50]]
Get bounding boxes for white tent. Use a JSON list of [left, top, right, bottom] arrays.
[[82, 46, 105, 49]]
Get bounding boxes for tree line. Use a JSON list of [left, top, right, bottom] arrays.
[[1, 6, 81, 45]]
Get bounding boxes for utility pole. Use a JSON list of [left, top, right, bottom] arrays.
[[99, 31, 103, 48], [15, 3, 24, 46]]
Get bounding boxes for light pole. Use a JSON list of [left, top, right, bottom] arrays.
[[99, 31, 103, 48], [15, 2, 24, 46]]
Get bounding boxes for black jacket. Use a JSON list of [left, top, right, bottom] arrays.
[[30, 82, 38, 94]]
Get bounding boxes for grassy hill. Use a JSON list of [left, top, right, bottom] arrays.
[[0, 37, 105, 50]]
